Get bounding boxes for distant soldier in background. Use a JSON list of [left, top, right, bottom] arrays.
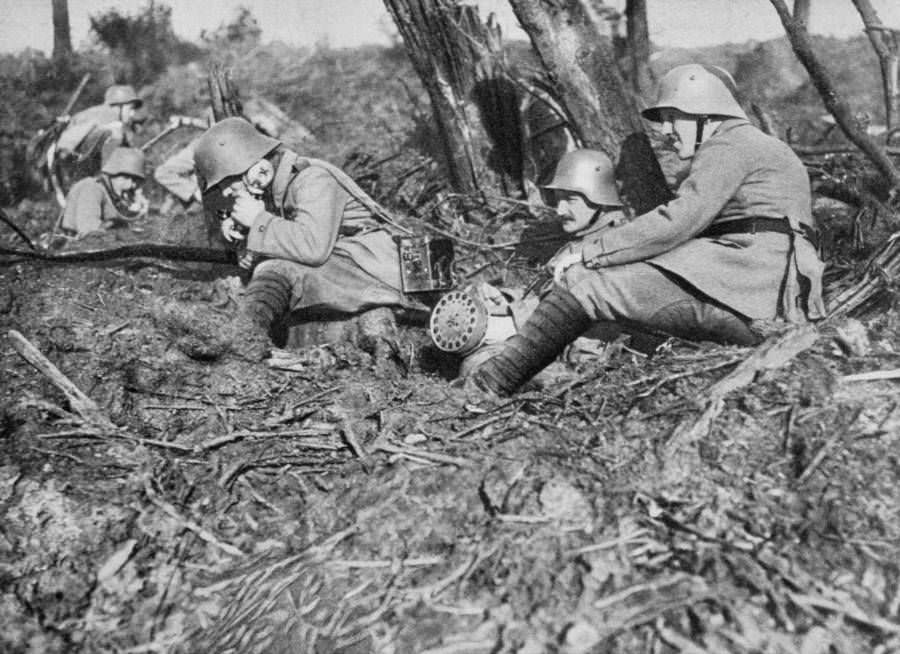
[[468, 63, 826, 397], [57, 147, 149, 238], [48, 84, 145, 206]]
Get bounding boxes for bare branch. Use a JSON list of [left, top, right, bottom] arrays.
[[769, 0, 900, 190]]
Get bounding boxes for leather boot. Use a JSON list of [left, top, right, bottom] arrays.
[[471, 287, 592, 396]]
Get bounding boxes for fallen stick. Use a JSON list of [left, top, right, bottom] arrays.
[[376, 442, 471, 467], [840, 368, 900, 382], [663, 325, 819, 466], [8, 329, 114, 428], [145, 483, 245, 558]]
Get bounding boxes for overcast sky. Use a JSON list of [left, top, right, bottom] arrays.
[[2, 0, 899, 54]]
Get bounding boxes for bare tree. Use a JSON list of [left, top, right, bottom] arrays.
[[851, 0, 900, 131], [793, 0, 811, 25], [624, 0, 654, 96], [384, 0, 520, 195], [507, 0, 671, 214], [769, 0, 900, 190], [52, 0, 73, 63]]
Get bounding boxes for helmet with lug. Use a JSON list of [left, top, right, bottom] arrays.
[[104, 85, 142, 108], [543, 149, 623, 206], [101, 147, 146, 179], [193, 117, 281, 192], [642, 64, 747, 122]]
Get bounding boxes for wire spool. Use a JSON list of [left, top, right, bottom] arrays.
[[429, 289, 488, 355]]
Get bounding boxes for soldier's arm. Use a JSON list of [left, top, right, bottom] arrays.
[[154, 143, 199, 203], [581, 139, 747, 266], [245, 166, 346, 266]]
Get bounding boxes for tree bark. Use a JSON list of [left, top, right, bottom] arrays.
[[850, 0, 900, 130], [384, 0, 519, 195], [207, 64, 244, 121], [507, 0, 672, 214], [770, 0, 900, 190], [52, 0, 73, 63], [625, 0, 654, 97], [792, 0, 811, 25]]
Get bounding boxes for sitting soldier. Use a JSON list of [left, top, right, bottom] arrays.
[[57, 147, 149, 238], [50, 85, 145, 203], [468, 63, 826, 396], [430, 148, 630, 374], [192, 117, 416, 358]]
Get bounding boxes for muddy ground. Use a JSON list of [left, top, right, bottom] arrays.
[[1, 189, 899, 654]]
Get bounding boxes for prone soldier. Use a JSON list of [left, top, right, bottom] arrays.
[[192, 117, 423, 359], [57, 147, 149, 238]]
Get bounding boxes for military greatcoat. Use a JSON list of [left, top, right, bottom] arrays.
[[243, 149, 407, 315], [59, 176, 127, 237], [577, 118, 825, 323]]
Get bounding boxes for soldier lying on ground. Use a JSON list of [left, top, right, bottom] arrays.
[[191, 117, 420, 361], [49, 85, 145, 201], [56, 147, 149, 238], [467, 63, 826, 397]]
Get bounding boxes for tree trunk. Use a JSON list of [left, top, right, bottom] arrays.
[[770, 0, 900, 190], [625, 0, 654, 97], [850, 0, 900, 131], [507, 0, 672, 214], [52, 0, 73, 63], [792, 0, 811, 25], [207, 64, 244, 121], [384, 0, 521, 196]]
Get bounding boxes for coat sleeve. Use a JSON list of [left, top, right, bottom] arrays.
[[61, 181, 106, 237], [581, 139, 749, 267], [245, 166, 347, 266], [153, 143, 198, 203]]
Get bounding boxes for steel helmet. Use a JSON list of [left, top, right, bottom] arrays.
[[543, 149, 623, 206], [101, 147, 146, 179], [104, 85, 142, 107], [193, 117, 281, 192], [642, 64, 747, 122]]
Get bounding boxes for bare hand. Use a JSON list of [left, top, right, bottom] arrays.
[[548, 246, 583, 285], [230, 194, 265, 228], [220, 217, 246, 243]]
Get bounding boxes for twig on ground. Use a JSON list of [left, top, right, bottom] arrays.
[[662, 325, 819, 479], [144, 482, 245, 558], [376, 442, 471, 467], [8, 329, 114, 428], [840, 368, 900, 382], [327, 556, 444, 569], [795, 408, 862, 485]]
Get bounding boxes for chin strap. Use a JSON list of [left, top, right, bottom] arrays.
[[695, 116, 708, 150]]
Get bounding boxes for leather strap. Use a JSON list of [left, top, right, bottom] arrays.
[[700, 216, 819, 250]]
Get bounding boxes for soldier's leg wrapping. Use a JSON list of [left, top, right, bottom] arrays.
[[244, 262, 295, 328], [471, 286, 593, 396], [471, 262, 758, 397]]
